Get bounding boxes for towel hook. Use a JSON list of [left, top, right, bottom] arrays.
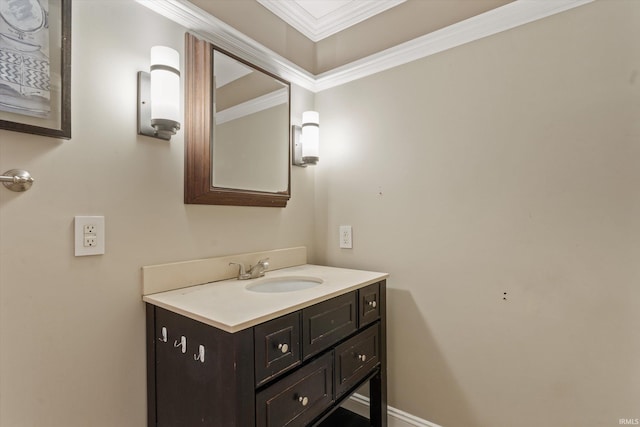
[[1, 169, 34, 192]]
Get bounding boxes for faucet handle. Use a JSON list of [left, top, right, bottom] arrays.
[[229, 262, 250, 280], [248, 258, 270, 278], [256, 258, 270, 274]]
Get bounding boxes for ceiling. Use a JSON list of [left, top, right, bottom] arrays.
[[255, 0, 408, 42], [138, 0, 594, 92], [187, 0, 515, 74]]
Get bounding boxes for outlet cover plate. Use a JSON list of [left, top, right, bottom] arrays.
[[75, 216, 105, 256], [339, 225, 353, 249]]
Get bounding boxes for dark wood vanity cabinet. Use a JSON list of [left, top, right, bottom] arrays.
[[146, 280, 387, 427]]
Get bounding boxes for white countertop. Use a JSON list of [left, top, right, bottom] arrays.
[[143, 264, 388, 333]]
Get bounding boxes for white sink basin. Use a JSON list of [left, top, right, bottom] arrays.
[[246, 276, 323, 293]]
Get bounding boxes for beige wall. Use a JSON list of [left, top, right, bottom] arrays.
[[0, 1, 315, 426], [1, 1, 639, 427], [315, 1, 640, 426]]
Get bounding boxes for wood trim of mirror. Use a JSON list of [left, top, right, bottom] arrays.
[[184, 33, 291, 207]]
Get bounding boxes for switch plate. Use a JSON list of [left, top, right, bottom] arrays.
[[75, 216, 105, 256], [339, 225, 353, 249]]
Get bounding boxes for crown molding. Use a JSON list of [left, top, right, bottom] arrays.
[[255, 0, 406, 42], [313, 0, 594, 91], [136, 0, 594, 93]]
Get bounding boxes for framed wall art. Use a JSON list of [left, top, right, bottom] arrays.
[[0, 0, 71, 139]]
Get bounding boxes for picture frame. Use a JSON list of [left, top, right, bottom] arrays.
[[0, 0, 71, 139]]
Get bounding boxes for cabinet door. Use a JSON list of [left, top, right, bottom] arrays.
[[154, 307, 254, 427], [302, 292, 357, 360], [334, 323, 380, 398], [255, 311, 301, 387], [256, 352, 333, 427], [154, 308, 215, 426]]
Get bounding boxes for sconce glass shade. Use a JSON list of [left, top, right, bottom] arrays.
[[150, 46, 180, 137], [138, 46, 180, 140], [301, 111, 319, 165]]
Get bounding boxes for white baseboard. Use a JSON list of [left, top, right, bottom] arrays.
[[341, 393, 442, 427]]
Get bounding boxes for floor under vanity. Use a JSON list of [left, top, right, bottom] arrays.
[[318, 407, 370, 426], [142, 248, 389, 427]]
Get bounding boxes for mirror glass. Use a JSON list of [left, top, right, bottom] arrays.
[[184, 33, 291, 207], [212, 49, 290, 193]]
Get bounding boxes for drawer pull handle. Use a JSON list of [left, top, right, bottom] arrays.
[[278, 343, 289, 353], [368, 300, 377, 308], [298, 396, 309, 406], [358, 354, 367, 362]]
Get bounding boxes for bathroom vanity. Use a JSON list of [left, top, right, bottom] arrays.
[[143, 261, 388, 427]]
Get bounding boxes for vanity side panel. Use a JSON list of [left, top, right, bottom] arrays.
[[146, 304, 157, 427], [152, 307, 254, 427], [369, 280, 388, 427]]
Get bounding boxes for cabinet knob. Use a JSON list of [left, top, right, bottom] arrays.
[[368, 300, 377, 308], [298, 396, 309, 406], [278, 343, 289, 353], [358, 354, 367, 362]]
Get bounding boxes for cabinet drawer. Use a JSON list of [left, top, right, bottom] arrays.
[[334, 324, 380, 398], [302, 292, 357, 360], [359, 282, 380, 327], [255, 312, 301, 387], [256, 352, 333, 427]]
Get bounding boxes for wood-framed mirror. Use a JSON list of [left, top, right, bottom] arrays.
[[184, 33, 291, 207]]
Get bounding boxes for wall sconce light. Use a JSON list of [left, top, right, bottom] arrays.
[[137, 46, 181, 141], [292, 111, 319, 167]]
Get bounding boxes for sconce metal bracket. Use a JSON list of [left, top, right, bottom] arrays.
[[137, 71, 161, 139], [137, 71, 178, 141], [292, 125, 307, 167]]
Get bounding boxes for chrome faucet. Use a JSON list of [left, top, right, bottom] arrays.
[[229, 258, 270, 280]]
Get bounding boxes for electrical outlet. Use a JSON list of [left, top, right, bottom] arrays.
[[339, 225, 353, 249], [75, 216, 105, 256], [84, 235, 97, 247]]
